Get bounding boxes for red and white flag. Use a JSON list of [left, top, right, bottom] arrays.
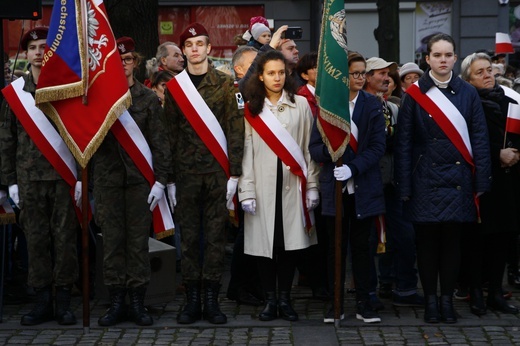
[[506, 103, 520, 135], [496, 32, 514, 55], [35, 0, 131, 168]]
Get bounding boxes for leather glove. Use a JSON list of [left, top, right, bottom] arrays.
[[241, 198, 256, 215], [8, 184, 19, 208], [0, 190, 7, 205], [167, 183, 177, 213], [306, 188, 320, 211], [74, 181, 82, 208], [147, 181, 165, 212], [333, 164, 352, 181], [226, 177, 239, 201]]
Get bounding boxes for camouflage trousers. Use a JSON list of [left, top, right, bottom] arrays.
[[19, 180, 79, 288], [94, 183, 151, 288], [177, 171, 228, 282]]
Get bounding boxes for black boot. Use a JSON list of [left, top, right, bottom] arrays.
[[128, 286, 153, 326], [487, 291, 519, 314], [278, 291, 298, 321], [469, 288, 487, 316], [424, 295, 440, 323], [177, 281, 202, 324], [439, 295, 457, 323], [20, 286, 54, 326], [55, 285, 77, 325], [98, 285, 127, 326], [203, 280, 227, 324], [259, 292, 277, 321]]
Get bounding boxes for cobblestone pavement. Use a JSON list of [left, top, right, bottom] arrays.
[[0, 251, 519, 345]]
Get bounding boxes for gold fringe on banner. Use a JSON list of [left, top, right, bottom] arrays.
[[0, 212, 16, 225], [155, 227, 175, 240], [40, 90, 132, 168]]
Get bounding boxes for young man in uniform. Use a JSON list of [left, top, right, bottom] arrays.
[[163, 23, 244, 325], [0, 27, 81, 326]]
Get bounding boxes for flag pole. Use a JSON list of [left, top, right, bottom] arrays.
[[81, 166, 90, 332], [334, 157, 343, 327]]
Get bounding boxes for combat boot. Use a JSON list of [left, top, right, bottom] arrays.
[[177, 281, 202, 324], [21, 286, 54, 325], [55, 285, 77, 325], [98, 285, 127, 326], [203, 280, 227, 324], [128, 286, 153, 326]]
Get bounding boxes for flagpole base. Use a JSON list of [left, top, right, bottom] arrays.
[[334, 319, 341, 328]]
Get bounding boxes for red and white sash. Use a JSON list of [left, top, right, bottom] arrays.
[[2, 77, 86, 220], [349, 120, 359, 153], [165, 70, 238, 213], [110, 111, 175, 239], [244, 105, 314, 232], [407, 82, 481, 219], [407, 83, 474, 167]]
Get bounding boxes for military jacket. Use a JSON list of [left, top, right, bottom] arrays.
[[92, 79, 171, 187], [163, 66, 244, 181], [0, 73, 61, 184]]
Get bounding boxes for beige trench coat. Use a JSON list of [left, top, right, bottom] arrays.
[[238, 93, 319, 258]]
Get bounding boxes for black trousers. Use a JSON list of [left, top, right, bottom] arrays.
[[415, 223, 465, 296], [326, 192, 373, 303]]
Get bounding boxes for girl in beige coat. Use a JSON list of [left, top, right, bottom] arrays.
[[239, 50, 319, 321]]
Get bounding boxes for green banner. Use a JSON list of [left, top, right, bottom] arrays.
[[315, 0, 350, 162]]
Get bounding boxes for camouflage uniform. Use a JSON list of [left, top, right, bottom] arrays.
[[0, 73, 79, 288], [92, 79, 171, 288], [163, 66, 244, 282]]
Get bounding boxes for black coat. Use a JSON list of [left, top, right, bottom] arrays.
[[477, 84, 520, 234], [309, 90, 386, 218], [395, 72, 492, 223]]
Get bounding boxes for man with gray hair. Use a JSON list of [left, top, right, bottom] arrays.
[[231, 45, 257, 80], [146, 42, 185, 82]]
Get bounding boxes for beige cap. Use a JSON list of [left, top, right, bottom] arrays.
[[366, 57, 397, 73]]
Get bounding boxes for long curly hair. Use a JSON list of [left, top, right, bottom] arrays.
[[244, 50, 296, 115]]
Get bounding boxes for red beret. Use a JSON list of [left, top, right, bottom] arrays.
[[179, 22, 209, 47], [21, 27, 48, 50], [116, 36, 135, 55]]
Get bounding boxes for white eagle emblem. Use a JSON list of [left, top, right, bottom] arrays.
[[87, 1, 109, 71], [189, 27, 197, 36]]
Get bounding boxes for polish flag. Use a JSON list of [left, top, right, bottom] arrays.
[[506, 103, 520, 135], [496, 32, 514, 55]]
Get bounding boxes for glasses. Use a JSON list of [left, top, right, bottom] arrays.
[[350, 71, 366, 79], [121, 57, 135, 65]]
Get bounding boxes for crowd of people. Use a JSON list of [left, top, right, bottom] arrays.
[[0, 15, 519, 329]]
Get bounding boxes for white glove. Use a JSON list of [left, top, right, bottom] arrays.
[[0, 190, 7, 205], [241, 198, 256, 215], [333, 164, 352, 181], [226, 177, 239, 201], [147, 181, 165, 212], [74, 181, 82, 209], [167, 183, 177, 213], [306, 189, 320, 211], [8, 184, 19, 208]]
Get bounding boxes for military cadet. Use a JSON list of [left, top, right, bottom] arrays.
[[94, 37, 172, 327], [163, 23, 244, 325], [0, 27, 81, 326]]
